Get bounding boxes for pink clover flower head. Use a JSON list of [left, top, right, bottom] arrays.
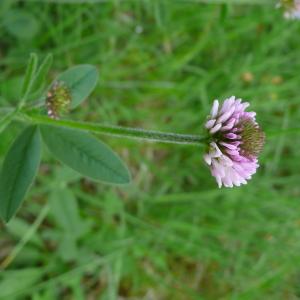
[[204, 96, 265, 188], [278, 0, 300, 19]]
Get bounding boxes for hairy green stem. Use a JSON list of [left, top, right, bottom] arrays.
[[24, 113, 207, 146], [9, 109, 300, 144]]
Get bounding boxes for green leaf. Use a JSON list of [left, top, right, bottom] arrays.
[[2, 9, 40, 40], [0, 125, 42, 222], [40, 125, 131, 184], [21, 53, 38, 101], [55, 65, 98, 108], [30, 53, 53, 96]]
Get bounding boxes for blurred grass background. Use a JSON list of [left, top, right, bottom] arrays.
[[1, 0, 300, 299]]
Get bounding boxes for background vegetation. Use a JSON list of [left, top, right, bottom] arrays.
[[1, 0, 300, 299]]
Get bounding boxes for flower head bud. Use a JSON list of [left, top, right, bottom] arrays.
[[204, 96, 265, 188], [46, 81, 71, 119]]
